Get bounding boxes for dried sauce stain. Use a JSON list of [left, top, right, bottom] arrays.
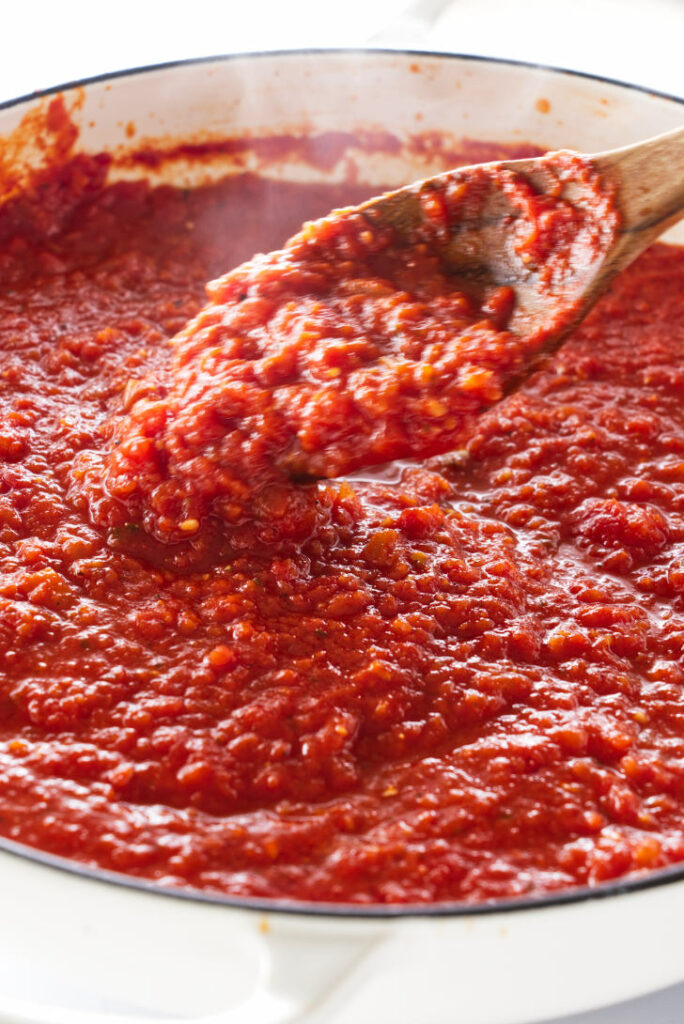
[[116, 130, 540, 180], [0, 94, 81, 200], [0, 133, 684, 906]]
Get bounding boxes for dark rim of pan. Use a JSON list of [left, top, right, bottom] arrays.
[[0, 47, 682, 920]]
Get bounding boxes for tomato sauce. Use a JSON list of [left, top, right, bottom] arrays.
[[1, 134, 684, 905], [82, 153, 617, 563]]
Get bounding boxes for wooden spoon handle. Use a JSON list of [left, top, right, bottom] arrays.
[[594, 126, 684, 263]]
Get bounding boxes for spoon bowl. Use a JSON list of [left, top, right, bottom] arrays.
[[359, 125, 684, 350]]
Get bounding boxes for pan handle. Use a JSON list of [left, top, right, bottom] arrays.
[[216, 917, 395, 1024], [0, 920, 395, 1024]]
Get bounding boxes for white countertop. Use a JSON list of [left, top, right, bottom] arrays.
[[0, 2, 682, 1021]]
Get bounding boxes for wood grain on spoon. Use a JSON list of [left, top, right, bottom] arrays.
[[359, 125, 684, 350]]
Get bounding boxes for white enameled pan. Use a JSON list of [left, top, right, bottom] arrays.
[[0, 50, 682, 1024]]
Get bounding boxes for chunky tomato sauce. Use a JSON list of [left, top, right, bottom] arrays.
[[82, 153, 617, 560], [1, 130, 684, 905]]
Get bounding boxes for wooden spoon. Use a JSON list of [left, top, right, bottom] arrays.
[[96, 127, 684, 557], [356, 125, 684, 353]]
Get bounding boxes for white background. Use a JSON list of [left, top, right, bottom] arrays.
[[1, 0, 683, 103], [0, 1, 683, 1021]]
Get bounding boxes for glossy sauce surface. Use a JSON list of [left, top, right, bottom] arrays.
[[1, 146, 684, 904]]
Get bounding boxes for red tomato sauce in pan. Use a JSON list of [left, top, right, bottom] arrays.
[[81, 152, 617, 565], [1, 133, 684, 904]]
